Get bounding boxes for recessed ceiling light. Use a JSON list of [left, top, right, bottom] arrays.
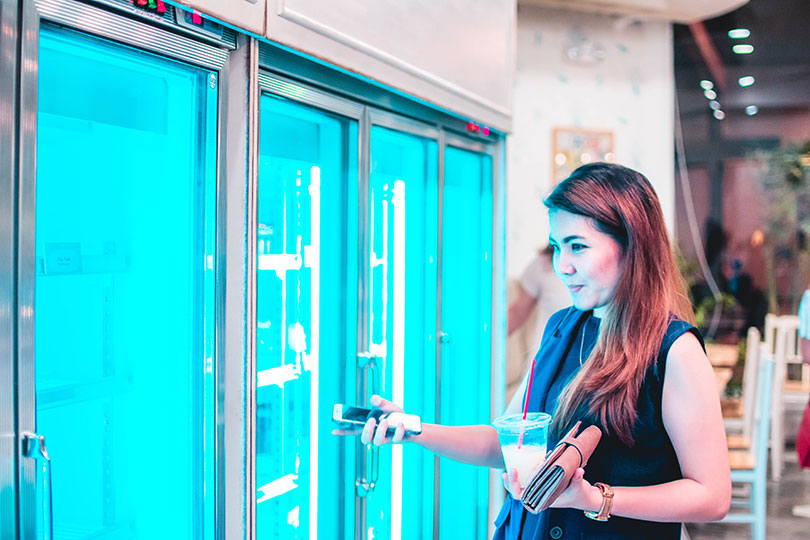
[[704, 89, 717, 100], [709, 100, 721, 110], [714, 110, 726, 120], [728, 28, 750, 39], [700, 80, 714, 90], [738, 76, 755, 87], [733, 44, 754, 54], [746, 105, 759, 116]]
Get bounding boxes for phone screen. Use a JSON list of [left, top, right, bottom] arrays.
[[340, 406, 373, 423]]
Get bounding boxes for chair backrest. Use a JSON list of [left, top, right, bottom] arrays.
[[741, 326, 761, 441], [763, 313, 779, 356], [752, 346, 776, 474]]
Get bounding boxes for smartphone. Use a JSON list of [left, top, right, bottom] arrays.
[[332, 403, 422, 436]]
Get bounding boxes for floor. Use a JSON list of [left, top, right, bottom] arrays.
[[685, 448, 810, 540]]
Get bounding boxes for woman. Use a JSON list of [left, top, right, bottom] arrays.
[[337, 163, 730, 538]]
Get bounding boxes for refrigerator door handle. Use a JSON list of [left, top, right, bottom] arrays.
[[356, 353, 382, 497], [23, 433, 53, 540]]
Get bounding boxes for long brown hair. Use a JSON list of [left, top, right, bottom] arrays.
[[545, 163, 694, 446]]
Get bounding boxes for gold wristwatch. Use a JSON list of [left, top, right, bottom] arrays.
[[583, 482, 614, 522]]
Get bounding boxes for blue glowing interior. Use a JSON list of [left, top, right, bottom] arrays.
[[35, 26, 217, 540]]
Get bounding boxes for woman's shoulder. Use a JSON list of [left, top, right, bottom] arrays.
[[661, 314, 705, 356], [650, 315, 705, 382]]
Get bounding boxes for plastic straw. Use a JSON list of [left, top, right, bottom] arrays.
[[517, 357, 538, 449]]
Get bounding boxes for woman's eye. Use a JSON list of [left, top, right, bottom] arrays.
[[570, 243, 585, 252]]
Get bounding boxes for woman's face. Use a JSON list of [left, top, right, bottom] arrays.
[[548, 209, 624, 318]]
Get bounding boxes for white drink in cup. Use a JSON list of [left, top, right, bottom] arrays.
[[492, 413, 551, 488], [500, 443, 548, 487]]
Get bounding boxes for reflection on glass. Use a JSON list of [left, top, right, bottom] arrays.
[[34, 27, 217, 540], [256, 95, 357, 539], [366, 126, 438, 540], [439, 145, 493, 540]]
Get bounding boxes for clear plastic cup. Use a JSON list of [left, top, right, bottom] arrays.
[[492, 413, 551, 487]]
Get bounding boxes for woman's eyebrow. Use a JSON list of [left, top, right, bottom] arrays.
[[561, 235, 585, 244]]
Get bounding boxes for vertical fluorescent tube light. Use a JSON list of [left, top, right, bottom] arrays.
[[309, 166, 322, 538], [391, 179, 407, 540], [379, 187, 390, 388]]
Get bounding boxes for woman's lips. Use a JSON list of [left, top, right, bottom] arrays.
[[568, 285, 583, 293]]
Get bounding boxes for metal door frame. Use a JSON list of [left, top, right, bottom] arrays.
[[16, 1, 233, 538], [366, 108, 442, 540], [256, 70, 366, 540], [255, 69, 506, 540], [1, 0, 21, 539], [436, 131, 505, 540]]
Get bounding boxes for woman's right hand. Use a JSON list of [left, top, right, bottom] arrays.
[[502, 468, 524, 499], [331, 395, 409, 445]]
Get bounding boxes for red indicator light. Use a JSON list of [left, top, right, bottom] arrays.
[[136, 0, 147, 5], [192, 11, 203, 25], [467, 121, 475, 131], [483, 126, 490, 136], [156, 0, 166, 12]]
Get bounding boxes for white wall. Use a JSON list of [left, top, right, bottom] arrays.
[[507, 5, 675, 276]]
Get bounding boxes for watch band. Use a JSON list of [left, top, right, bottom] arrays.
[[583, 482, 614, 521]]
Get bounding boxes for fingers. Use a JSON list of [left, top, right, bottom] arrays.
[[370, 394, 404, 413], [502, 468, 523, 497], [391, 422, 406, 443], [361, 418, 377, 445], [373, 418, 389, 446], [332, 428, 360, 436]]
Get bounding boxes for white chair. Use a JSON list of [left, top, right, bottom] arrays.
[[726, 326, 761, 450], [765, 314, 801, 481], [720, 347, 776, 540]]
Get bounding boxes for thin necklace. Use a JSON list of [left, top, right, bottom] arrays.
[[579, 317, 590, 366]]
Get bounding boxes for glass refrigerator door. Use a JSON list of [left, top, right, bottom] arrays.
[[255, 94, 359, 540], [439, 145, 493, 540], [363, 125, 438, 540], [32, 26, 218, 540]]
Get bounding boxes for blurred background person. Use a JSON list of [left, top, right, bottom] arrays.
[[793, 284, 810, 519], [506, 245, 570, 402]]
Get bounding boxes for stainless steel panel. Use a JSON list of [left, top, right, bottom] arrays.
[[221, 34, 256, 540], [34, 0, 228, 69], [368, 109, 440, 140], [433, 129, 446, 540], [0, 0, 20, 538], [258, 72, 364, 119], [354, 105, 371, 540]]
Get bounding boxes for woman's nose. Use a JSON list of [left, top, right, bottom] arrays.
[[555, 254, 574, 276]]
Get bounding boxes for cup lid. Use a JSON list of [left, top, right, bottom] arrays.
[[491, 412, 551, 432]]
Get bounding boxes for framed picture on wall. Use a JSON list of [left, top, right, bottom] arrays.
[[552, 127, 614, 184]]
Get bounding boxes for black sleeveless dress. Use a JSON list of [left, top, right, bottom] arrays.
[[492, 308, 704, 540]]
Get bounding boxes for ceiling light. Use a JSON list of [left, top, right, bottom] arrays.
[[700, 80, 714, 90], [746, 105, 759, 116], [714, 110, 726, 120], [728, 28, 750, 39], [704, 89, 717, 100], [709, 100, 721, 110], [733, 44, 754, 54], [738, 76, 755, 87]]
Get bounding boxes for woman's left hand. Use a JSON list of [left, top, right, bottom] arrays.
[[549, 468, 598, 510]]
